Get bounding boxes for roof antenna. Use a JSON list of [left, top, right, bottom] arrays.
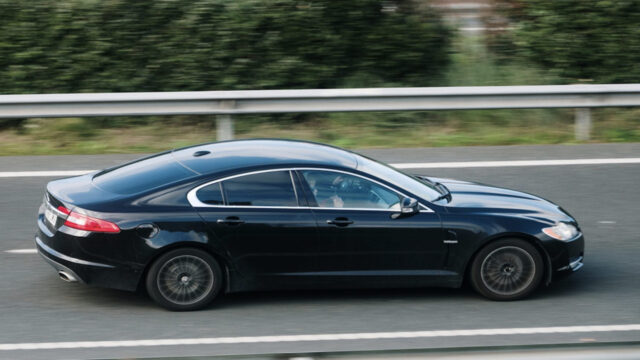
[[192, 150, 211, 157]]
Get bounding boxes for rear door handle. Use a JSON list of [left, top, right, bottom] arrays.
[[217, 216, 245, 225], [326, 217, 353, 227]]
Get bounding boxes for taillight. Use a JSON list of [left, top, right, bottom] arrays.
[[59, 207, 120, 233]]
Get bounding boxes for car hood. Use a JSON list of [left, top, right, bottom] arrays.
[[428, 177, 574, 223]]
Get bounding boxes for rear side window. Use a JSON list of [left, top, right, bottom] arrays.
[[222, 171, 297, 207], [93, 155, 197, 195]]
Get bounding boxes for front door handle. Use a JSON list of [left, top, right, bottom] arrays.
[[217, 216, 245, 225], [326, 217, 353, 227]]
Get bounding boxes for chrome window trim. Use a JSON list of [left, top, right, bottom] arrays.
[[187, 167, 434, 212], [189, 169, 298, 208]]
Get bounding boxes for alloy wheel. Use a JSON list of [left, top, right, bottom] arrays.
[[156, 255, 215, 306], [480, 246, 536, 296]]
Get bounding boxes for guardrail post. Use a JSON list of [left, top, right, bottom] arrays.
[[216, 100, 235, 141], [574, 108, 592, 141]]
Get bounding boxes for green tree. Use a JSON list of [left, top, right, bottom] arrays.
[[0, 0, 451, 94], [493, 0, 640, 83]]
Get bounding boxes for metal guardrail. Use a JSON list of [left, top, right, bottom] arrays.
[[1, 84, 639, 141]]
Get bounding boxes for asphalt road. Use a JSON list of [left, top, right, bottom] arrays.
[[0, 143, 639, 360]]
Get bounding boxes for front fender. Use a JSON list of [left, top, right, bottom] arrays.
[[441, 213, 553, 284]]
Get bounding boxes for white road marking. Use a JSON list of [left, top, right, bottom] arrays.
[[0, 158, 639, 177], [4, 249, 37, 254], [1, 324, 639, 351], [598, 221, 617, 224], [391, 158, 640, 169]]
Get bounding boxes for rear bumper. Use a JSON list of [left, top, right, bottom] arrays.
[[36, 235, 114, 270], [35, 232, 142, 292], [37, 242, 85, 284]]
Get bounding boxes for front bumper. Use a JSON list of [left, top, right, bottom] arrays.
[[558, 255, 584, 272], [542, 232, 585, 279]]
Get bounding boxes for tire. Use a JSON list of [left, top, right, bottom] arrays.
[[146, 248, 223, 311], [470, 238, 544, 301]]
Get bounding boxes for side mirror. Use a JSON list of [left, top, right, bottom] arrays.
[[392, 197, 419, 218], [401, 197, 419, 214]]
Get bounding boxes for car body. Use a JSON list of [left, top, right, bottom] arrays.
[[35, 139, 584, 310]]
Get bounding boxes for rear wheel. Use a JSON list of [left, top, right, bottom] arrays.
[[146, 248, 222, 311], [470, 238, 543, 301]]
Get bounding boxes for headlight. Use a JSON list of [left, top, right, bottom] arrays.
[[542, 223, 579, 241]]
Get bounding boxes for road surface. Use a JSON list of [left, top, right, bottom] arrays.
[[0, 143, 638, 360]]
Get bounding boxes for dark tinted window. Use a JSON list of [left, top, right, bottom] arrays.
[[355, 155, 441, 201], [300, 170, 401, 210], [223, 171, 297, 206], [196, 183, 224, 205], [93, 154, 197, 195]]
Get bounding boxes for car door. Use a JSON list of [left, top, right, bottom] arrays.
[[296, 169, 446, 280], [191, 169, 319, 278]]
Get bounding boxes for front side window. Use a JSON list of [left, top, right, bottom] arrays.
[[222, 171, 297, 207], [300, 170, 401, 210]]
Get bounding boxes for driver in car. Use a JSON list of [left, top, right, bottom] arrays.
[[306, 173, 345, 208]]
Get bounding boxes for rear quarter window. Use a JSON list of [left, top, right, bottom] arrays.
[[196, 183, 224, 205]]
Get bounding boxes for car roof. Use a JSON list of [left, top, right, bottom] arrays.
[[171, 139, 358, 175]]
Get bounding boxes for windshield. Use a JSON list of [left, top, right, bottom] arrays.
[[354, 154, 442, 202]]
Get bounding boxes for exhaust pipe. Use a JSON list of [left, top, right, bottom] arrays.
[[58, 270, 78, 283]]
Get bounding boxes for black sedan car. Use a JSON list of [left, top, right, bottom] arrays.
[[36, 139, 584, 310]]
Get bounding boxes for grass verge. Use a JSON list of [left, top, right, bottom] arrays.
[[0, 107, 637, 156]]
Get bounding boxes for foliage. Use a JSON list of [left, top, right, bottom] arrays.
[[490, 0, 640, 83], [0, 0, 451, 94]]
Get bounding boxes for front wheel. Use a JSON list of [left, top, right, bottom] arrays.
[[146, 248, 223, 311], [470, 238, 544, 301]]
